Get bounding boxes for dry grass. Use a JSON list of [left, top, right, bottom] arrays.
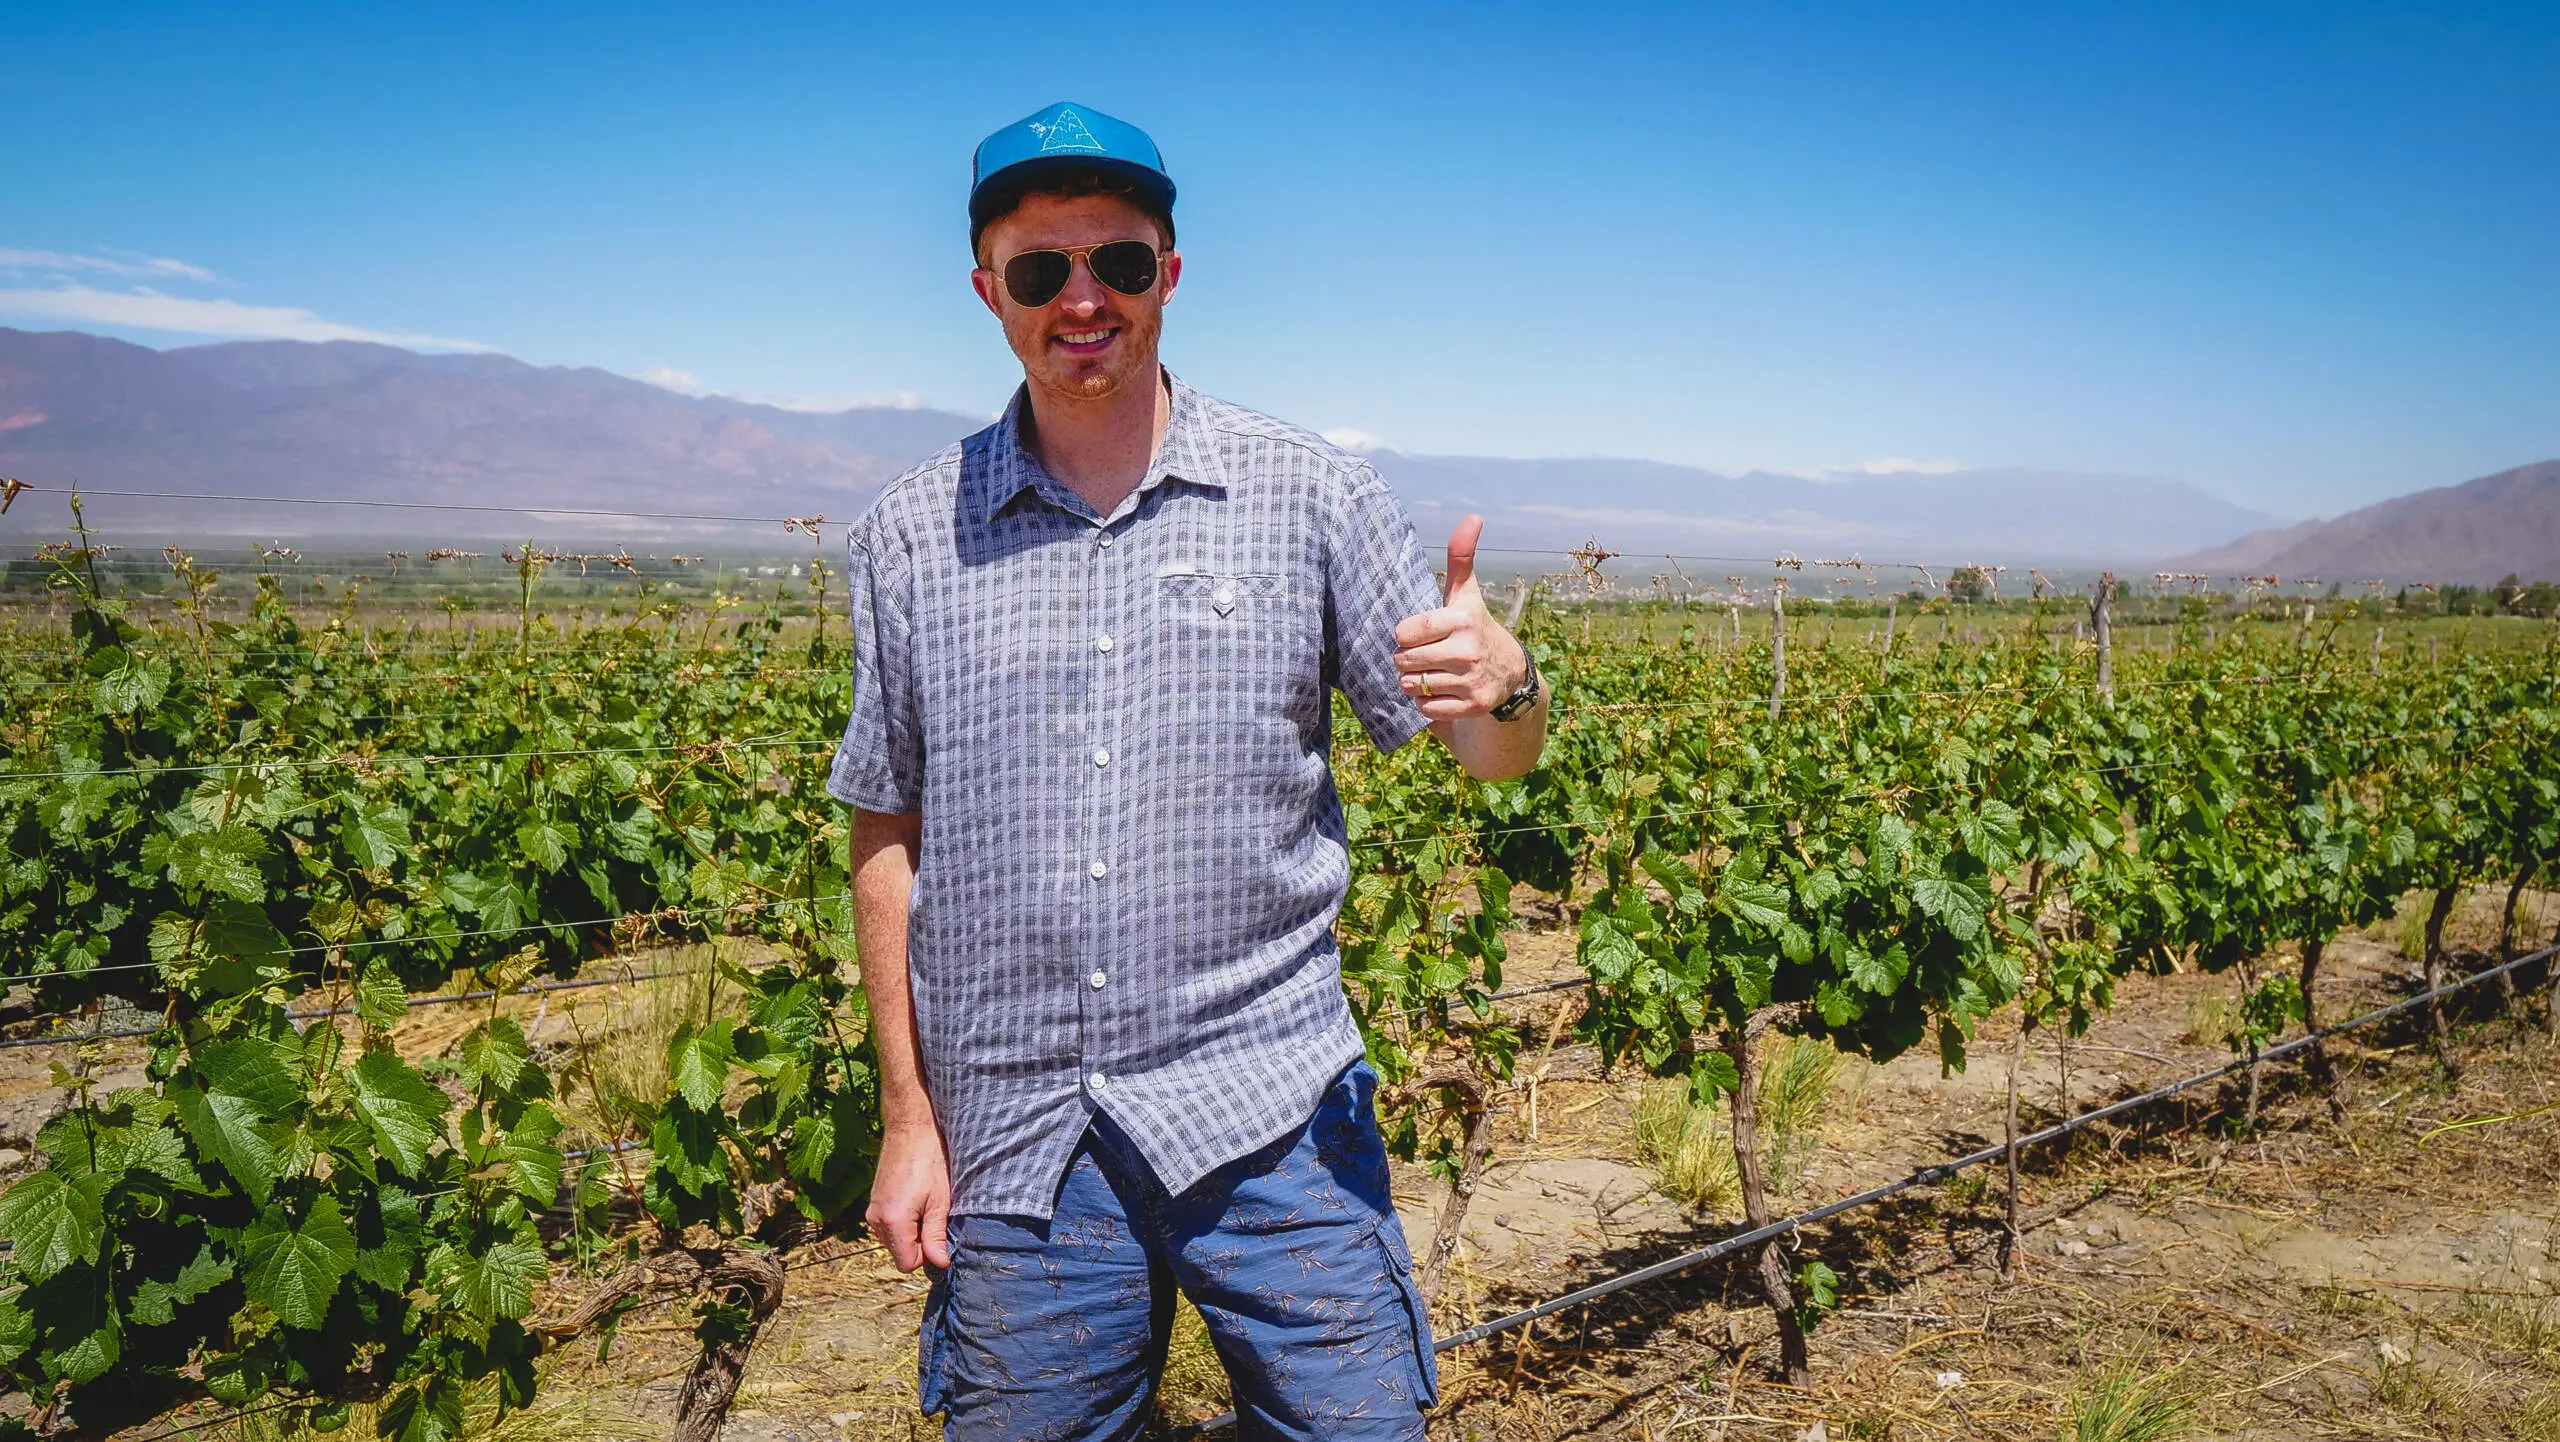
[[1633, 1075, 1741, 1213], [2059, 1360, 2201, 1442], [1632, 1034, 1849, 1213], [216, 1369, 653, 1442]]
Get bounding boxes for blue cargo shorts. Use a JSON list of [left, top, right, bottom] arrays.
[[918, 1060, 1439, 1440]]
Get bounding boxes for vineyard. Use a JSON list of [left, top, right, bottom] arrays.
[[1, 491, 2557, 1440]]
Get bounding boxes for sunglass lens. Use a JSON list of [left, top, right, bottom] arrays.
[[1003, 251, 1073, 307], [1088, 241, 1159, 296]]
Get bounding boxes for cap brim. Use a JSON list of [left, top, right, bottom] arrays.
[[969, 155, 1177, 229]]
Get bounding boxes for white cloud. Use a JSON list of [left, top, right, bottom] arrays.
[[1854, 457, 1964, 476], [635, 365, 706, 394], [0, 283, 487, 350], [1322, 427, 1390, 452], [0, 248, 220, 283]]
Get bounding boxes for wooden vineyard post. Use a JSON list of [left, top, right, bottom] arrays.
[[1769, 580, 1788, 721], [2373, 625, 2384, 676], [2298, 937, 2345, 1120], [2002, 1025, 2026, 1278], [2091, 571, 2116, 702], [1883, 595, 1898, 653], [1723, 1018, 1811, 1386]]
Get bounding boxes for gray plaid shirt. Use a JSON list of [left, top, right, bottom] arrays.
[[828, 374, 1440, 1219]]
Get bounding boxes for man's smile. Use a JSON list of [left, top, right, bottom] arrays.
[[1053, 325, 1119, 353]]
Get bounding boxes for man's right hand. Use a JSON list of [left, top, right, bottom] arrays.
[[866, 1120, 953, 1272]]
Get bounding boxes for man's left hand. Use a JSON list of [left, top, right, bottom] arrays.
[[1394, 514, 1530, 720]]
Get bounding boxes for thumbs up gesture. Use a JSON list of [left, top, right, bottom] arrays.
[[1394, 514, 1533, 720]]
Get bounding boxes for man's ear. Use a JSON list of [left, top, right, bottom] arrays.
[[1158, 249, 1182, 306], [970, 266, 1006, 319]]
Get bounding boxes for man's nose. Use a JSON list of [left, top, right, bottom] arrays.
[[1055, 260, 1110, 315]]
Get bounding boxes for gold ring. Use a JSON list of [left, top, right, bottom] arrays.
[[1419, 674, 1432, 698]]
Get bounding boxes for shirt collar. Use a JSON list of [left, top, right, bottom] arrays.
[[979, 370, 1227, 523]]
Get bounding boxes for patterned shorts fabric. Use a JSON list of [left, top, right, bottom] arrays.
[[917, 1060, 1439, 1440]]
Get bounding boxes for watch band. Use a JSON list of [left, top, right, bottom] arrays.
[[1490, 652, 1544, 722]]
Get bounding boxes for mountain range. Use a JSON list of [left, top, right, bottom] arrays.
[[0, 327, 2549, 580], [2163, 459, 2560, 586]]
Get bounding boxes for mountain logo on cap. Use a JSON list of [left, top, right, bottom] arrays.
[[1029, 106, 1105, 154]]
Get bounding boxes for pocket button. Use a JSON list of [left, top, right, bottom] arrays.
[[1211, 582, 1237, 616]]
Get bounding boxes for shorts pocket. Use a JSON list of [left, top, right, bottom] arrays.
[[914, 1265, 955, 1416], [1370, 1216, 1442, 1409]]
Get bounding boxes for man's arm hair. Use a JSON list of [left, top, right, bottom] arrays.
[[851, 807, 930, 1129]]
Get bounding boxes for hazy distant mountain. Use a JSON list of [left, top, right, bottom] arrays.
[[0, 327, 2289, 563], [0, 328, 986, 540], [1365, 453, 2281, 567], [2165, 460, 2560, 585]]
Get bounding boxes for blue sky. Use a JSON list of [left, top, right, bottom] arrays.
[[4, 1, 2554, 517]]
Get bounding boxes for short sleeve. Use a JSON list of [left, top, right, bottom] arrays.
[[827, 518, 926, 812], [1324, 465, 1443, 753]]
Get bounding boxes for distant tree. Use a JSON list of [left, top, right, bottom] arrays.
[[1948, 567, 1991, 605]]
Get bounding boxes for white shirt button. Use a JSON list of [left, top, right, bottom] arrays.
[[1097, 532, 1115, 548], [1089, 970, 1108, 989], [1093, 747, 1111, 768], [1089, 1071, 1109, 1091], [1095, 634, 1114, 653], [1212, 582, 1237, 607], [1089, 860, 1109, 879]]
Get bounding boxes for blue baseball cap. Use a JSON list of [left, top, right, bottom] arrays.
[[970, 101, 1176, 252]]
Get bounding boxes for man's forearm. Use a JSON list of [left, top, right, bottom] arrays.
[[851, 807, 933, 1130], [1437, 672, 1547, 781]]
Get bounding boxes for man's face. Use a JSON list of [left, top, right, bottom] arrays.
[[972, 191, 1181, 404]]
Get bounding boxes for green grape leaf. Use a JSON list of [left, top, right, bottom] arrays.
[[1729, 949, 1776, 1009], [175, 1038, 305, 1203], [1580, 912, 1643, 984], [91, 649, 171, 717], [240, 1195, 358, 1330], [667, 1020, 737, 1112], [458, 1016, 533, 1096], [1846, 942, 1911, 995], [195, 899, 291, 995], [127, 1243, 233, 1327], [342, 803, 412, 871], [354, 960, 410, 1026], [49, 1308, 121, 1384], [1911, 875, 1987, 942], [490, 1104, 564, 1202], [166, 827, 270, 903], [352, 1050, 448, 1177], [0, 1170, 104, 1281], [1716, 877, 1791, 934], [513, 820, 571, 873], [1689, 1051, 1740, 1101], [352, 1186, 425, 1292], [436, 1238, 545, 1324]]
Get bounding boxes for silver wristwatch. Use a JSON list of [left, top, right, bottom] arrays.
[[1490, 653, 1544, 723]]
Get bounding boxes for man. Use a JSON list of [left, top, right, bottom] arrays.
[[829, 101, 1547, 1440]]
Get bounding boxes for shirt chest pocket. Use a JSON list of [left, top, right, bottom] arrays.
[[1149, 571, 1302, 720], [1158, 570, 1286, 618]]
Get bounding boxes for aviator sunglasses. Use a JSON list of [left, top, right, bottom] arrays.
[[991, 240, 1161, 308]]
